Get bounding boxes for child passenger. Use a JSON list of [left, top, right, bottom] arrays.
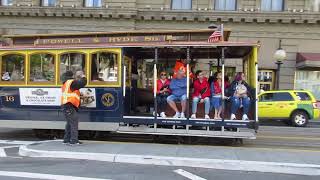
[[210, 72, 223, 120], [191, 70, 210, 119]]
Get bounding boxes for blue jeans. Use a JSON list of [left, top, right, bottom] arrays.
[[231, 96, 251, 115], [192, 97, 210, 115], [211, 96, 222, 109], [167, 94, 187, 102]]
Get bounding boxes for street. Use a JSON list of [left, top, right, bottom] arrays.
[[0, 157, 317, 180], [0, 122, 320, 180]]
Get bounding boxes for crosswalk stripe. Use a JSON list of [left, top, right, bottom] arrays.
[[0, 145, 20, 149], [0, 148, 6, 157], [0, 140, 38, 145], [0, 171, 111, 180], [174, 169, 207, 180]]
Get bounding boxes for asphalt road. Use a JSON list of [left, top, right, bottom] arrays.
[[1, 120, 320, 150], [0, 123, 319, 180], [0, 154, 318, 180]]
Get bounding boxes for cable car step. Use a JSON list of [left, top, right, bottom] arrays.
[[117, 126, 256, 139]]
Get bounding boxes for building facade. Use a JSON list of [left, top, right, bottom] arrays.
[[1, 0, 320, 97]]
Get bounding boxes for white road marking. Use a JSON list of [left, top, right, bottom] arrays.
[[0, 171, 112, 180], [174, 169, 207, 180], [0, 148, 6, 157], [0, 140, 38, 145], [0, 145, 23, 158], [0, 145, 20, 149]]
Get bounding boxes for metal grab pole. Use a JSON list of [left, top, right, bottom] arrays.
[[186, 47, 190, 121], [255, 63, 259, 123], [221, 48, 225, 131], [123, 66, 126, 97], [154, 48, 158, 123], [209, 61, 213, 76]]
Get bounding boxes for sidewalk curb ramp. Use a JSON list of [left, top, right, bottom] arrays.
[[19, 143, 320, 176]]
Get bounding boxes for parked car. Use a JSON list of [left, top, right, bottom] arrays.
[[258, 90, 320, 127]]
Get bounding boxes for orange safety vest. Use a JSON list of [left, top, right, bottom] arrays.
[[61, 79, 81, 108]]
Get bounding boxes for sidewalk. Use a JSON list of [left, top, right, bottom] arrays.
[[19, 140, 320, 176]]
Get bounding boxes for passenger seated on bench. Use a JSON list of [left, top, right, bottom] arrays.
[[210, 72, 224, 120], [191, 70, 210, 119], [228, 72, 253, 120], [155, 71, 171, 118], [167, 70, 187, 118]]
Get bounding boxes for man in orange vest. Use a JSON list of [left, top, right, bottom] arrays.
[[61, 70, 87, 145]]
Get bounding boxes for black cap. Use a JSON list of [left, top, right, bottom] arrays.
[[61, 70, 74, 82], [65, 70, 74, 78]]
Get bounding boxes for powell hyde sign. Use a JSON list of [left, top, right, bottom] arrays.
[[34, 35, 169, 45]]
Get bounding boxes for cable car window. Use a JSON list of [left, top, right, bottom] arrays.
[[29, 53, 55, 83], [59, 53, 86, 82], [1, 54, 25, 82], [90, 52, 118, 83]]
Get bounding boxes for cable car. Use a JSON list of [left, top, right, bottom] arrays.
[[0, 28, 259, 140]]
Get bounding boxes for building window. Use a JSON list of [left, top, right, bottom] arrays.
[[84, 0, 102, 7], [59, 53, 86, 83], [171, 0, 192, 10], [1, 0, 13, 6], [29, 53, 55, 83], [214, 0, 237, 11], [258, 70, 274, 92], [295, 70, 320, 100], [1, 54, 25, 82], [90, 52, 119, 83], [261, 0, 284, 11], [41, 0, 57, 7], [311, 0, 320, 12]]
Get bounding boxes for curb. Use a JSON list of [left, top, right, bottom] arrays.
[[19, 143, 320, 176]]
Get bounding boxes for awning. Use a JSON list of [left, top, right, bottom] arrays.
[[296, 53, 320, 69]]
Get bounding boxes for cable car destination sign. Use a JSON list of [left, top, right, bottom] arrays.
[[34, 35, 170, 45]]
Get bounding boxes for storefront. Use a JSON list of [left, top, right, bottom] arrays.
[[295, 53, 320, 100]]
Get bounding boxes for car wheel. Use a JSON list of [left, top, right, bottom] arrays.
[[291, 111, 309, 127]]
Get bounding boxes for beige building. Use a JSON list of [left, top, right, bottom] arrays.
[[1, 0, 320, 97]]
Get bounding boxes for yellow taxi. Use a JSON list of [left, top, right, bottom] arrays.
[[258, 90, 320, 127]]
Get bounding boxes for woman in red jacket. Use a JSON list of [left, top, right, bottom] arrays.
[[155, 71, 171, 118], [191, 70, 211, 119]]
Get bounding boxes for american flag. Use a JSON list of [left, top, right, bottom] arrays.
[[208, 25, 223, 43]]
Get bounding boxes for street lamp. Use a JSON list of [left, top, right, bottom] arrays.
[[274, 40, 286, 90]]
